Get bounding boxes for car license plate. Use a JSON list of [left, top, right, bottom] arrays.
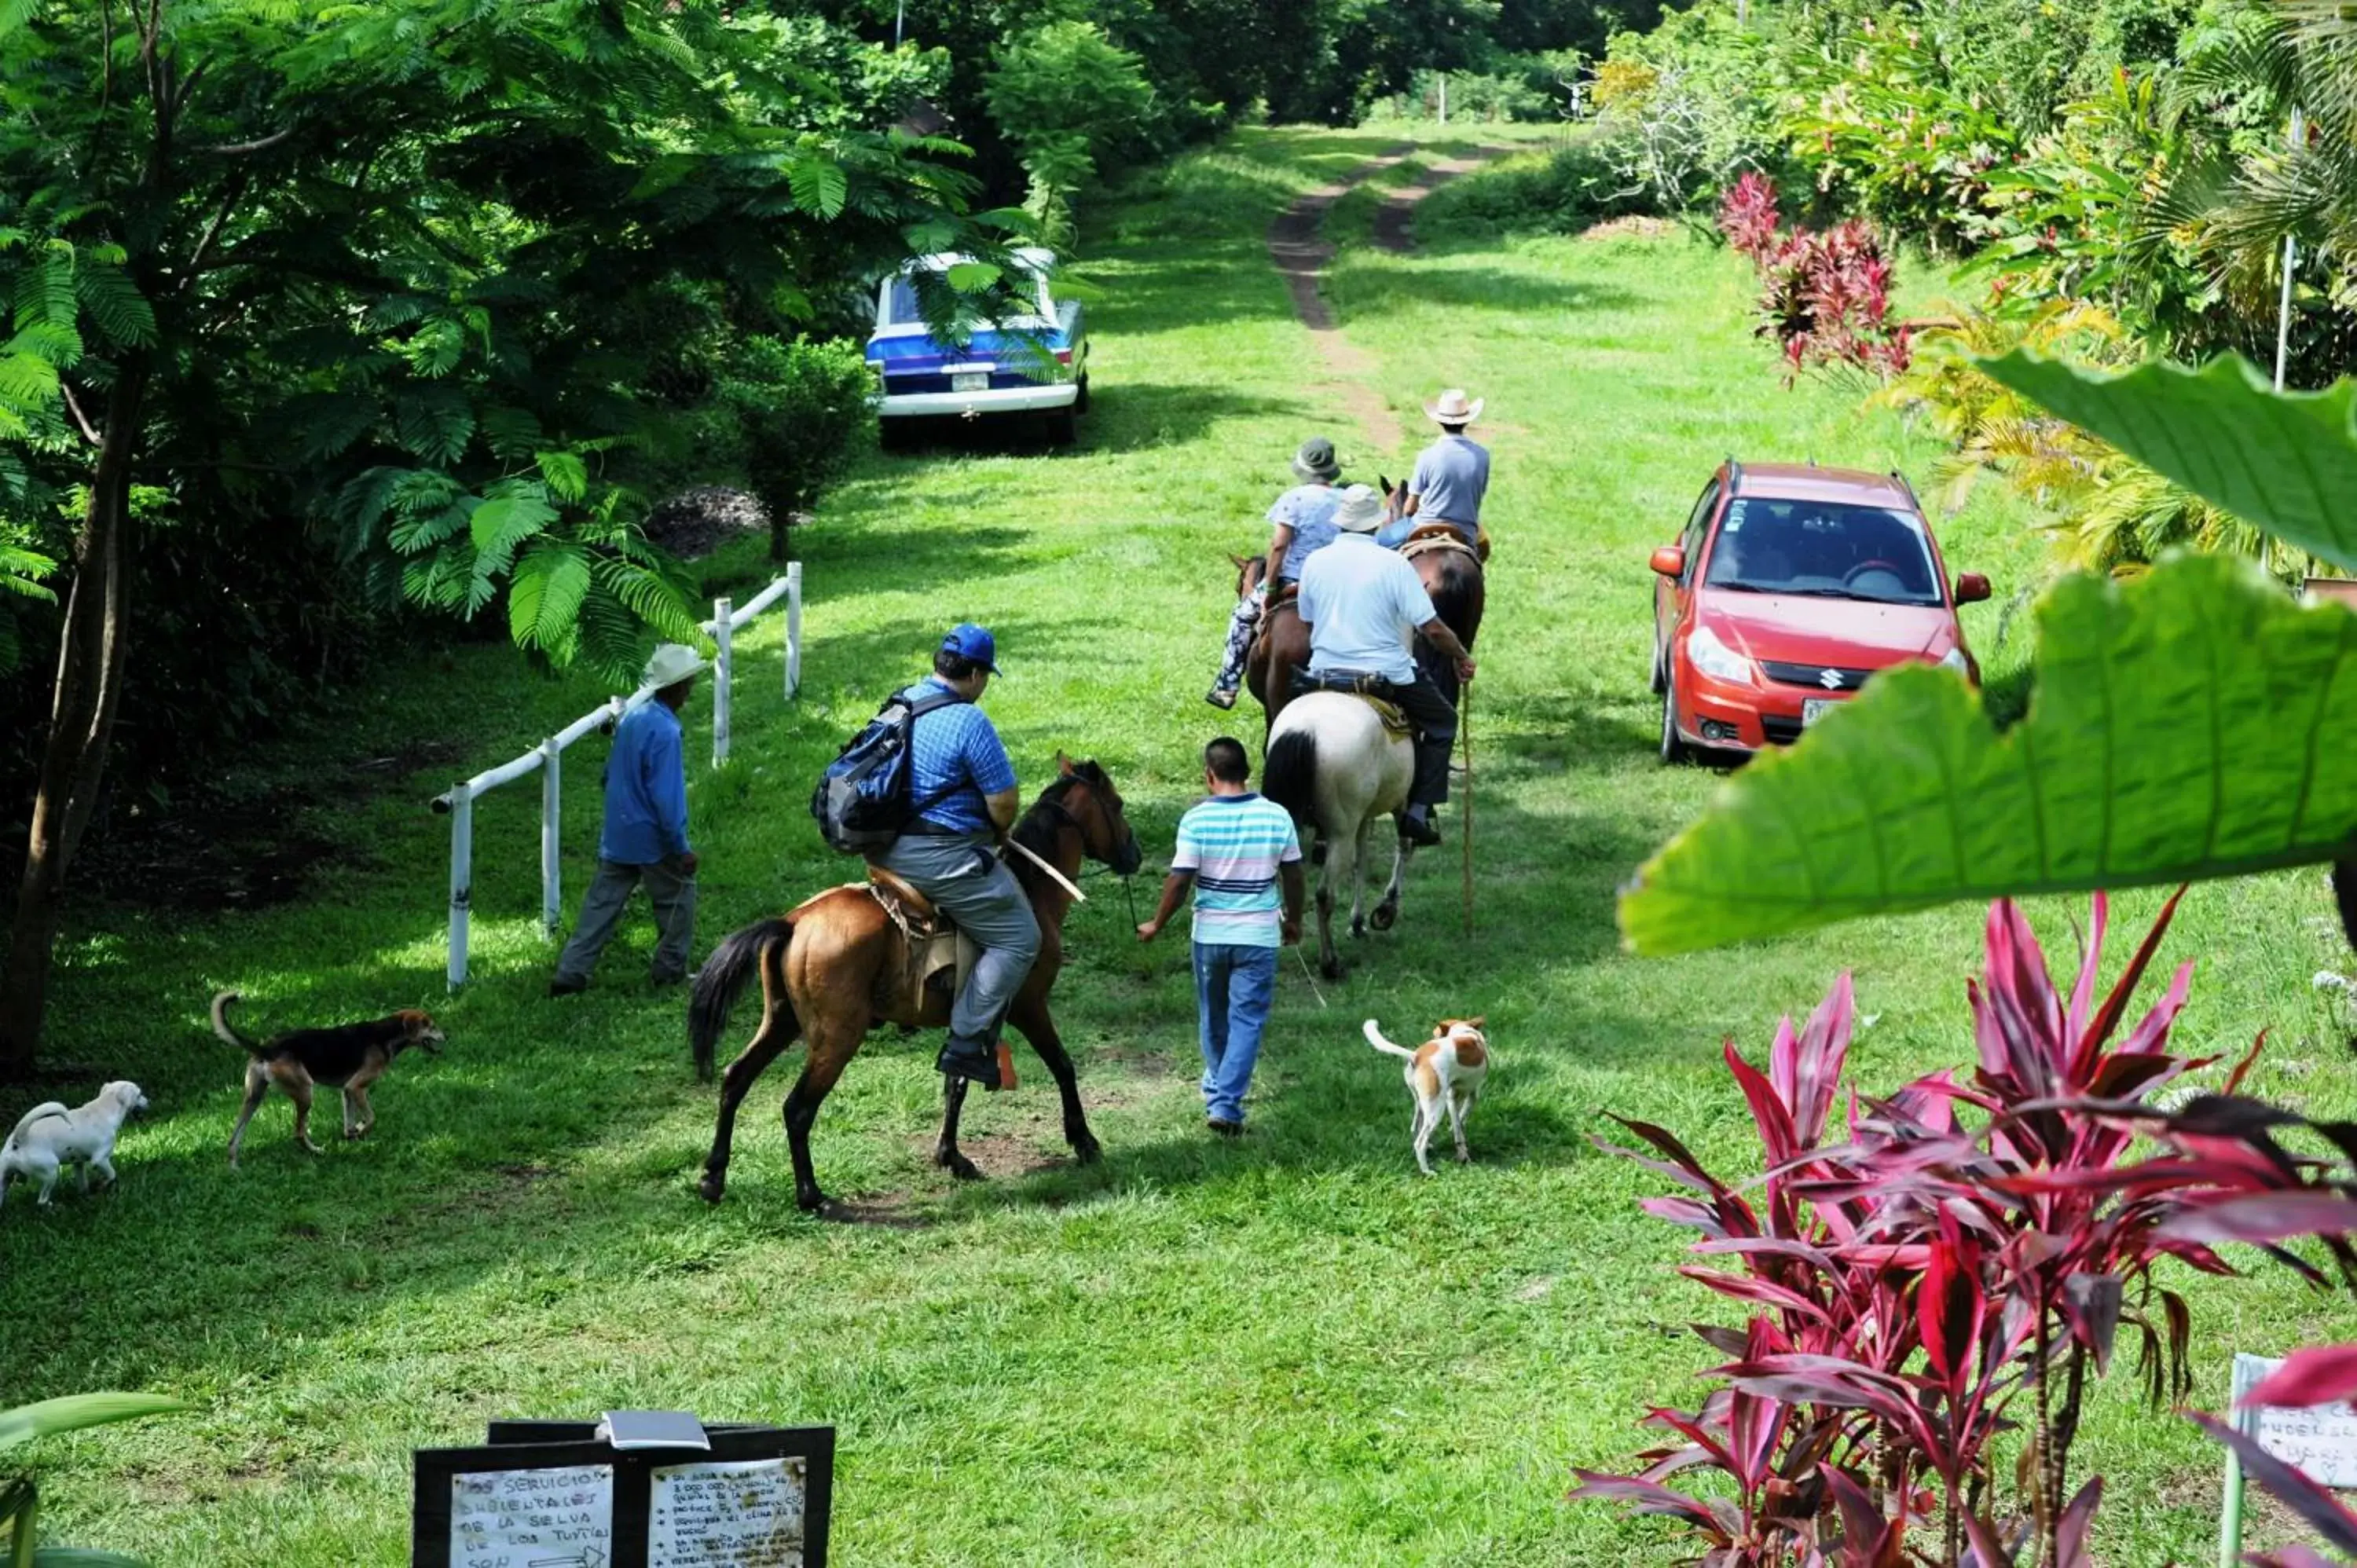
[[951, 371, 989, 393], [1802, 698, 1839, 727]]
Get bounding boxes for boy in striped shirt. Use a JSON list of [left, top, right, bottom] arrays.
[[1136, 738, 1305, 1135]]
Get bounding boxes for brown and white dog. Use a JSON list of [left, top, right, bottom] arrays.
[[1364, 1016, 1490, 1176], [212, 991, 445, 1165]]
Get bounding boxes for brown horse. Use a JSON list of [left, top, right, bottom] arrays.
[[1234, 555, 1312, 732], [1379, 475, 1486, 708], [690, 757, 1142, 1214]]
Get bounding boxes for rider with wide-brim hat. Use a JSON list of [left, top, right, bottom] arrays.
[[1380, 388, 1491, 551], [1293, 485, 1476, 847], [1208, 436, 1348, 710]]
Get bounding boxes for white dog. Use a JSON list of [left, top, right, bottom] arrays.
[[1364, 1017, 1489, 1176], [0, 1081, 148, 1210]]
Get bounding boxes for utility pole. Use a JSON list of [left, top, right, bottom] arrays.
[[895, 0, 905, 47], [1437, 73, 1448, 124], [2275, 106, 2304, 393]]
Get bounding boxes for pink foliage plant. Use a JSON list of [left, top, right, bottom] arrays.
[[1715, 172, 1912, 382], [1573, 892, 2264, 1566]]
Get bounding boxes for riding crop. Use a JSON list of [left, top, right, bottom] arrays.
[[1461, 672, 1475, 939]]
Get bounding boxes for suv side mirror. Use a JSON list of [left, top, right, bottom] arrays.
[[1650, 545, 1686, 579], [1954, 572, 1992, 604]]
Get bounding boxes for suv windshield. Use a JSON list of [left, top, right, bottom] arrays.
[[1704, 496, 1944, 606]]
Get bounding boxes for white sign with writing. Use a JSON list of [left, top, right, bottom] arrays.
[[2235, 1353, 2357, 1489], [650, 1456, 807, 1567], [449, 1463, 615, 1568]]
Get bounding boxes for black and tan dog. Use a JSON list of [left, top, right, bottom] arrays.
[[211, 991, 445, 1165]]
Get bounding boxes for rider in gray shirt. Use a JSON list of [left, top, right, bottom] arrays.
[[1383, 387, 1490, 548]]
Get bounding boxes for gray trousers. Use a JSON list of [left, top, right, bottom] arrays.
[[555, 857, 697, 984], [876, 833, 1041, 1042]]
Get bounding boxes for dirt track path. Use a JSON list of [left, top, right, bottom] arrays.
[[1266, 142, 1516, 459]]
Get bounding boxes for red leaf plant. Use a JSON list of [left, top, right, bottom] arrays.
[[1715, 172, 1911, 383], [2059, 1084, 2357, 1563], [1573, 893, 2263, 1567]]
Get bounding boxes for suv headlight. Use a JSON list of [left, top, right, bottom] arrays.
[[1938, 647, 1970, 676], [1687, 625, 1754, 685]]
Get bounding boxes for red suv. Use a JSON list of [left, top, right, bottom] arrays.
[[1650, 461, 1989, 763]]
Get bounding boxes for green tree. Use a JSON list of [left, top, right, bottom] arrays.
[[0, 0, 985, 1075], [986, 19, 1156, 246]]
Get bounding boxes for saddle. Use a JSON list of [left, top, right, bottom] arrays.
[[1290, 671, 1416, 738], [1400, 523, 1489, 565], [796, 867, 978, 1016]]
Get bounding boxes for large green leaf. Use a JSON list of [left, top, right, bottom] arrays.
[[1981, 350, 2357, 574], [1618, 552, 2357, 955], [0, 1394, 183, 1454]]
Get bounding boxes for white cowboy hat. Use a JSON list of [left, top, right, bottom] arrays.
[[1424, 387, 1484, 425], [1331, 484, 1385, 533], [643, 643, 708, 690]]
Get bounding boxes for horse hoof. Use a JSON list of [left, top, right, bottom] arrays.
[[937, 1150, 985, 1182], [1351, 917, 1365, 938], [697, 1174, 727, 1205], [797, 1187, 830, 1214], [1370, 906, 1397, 932], [1072, 1135, 1104, 1167], [1321, 958, 1346, 981]]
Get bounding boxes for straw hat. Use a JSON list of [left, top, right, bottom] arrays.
[[1424, 387, 1484, 425], [1291, 436, 1343, 483], [1331, 484, 1386, 533], [643, 643, 708, 690]]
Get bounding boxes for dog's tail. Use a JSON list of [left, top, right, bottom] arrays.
[[1263, 727, 1318, 830], [689, 917, 797, 1082], [211, 990, 263, 1053], [3, 1102, 70, 1155], [1363, 1018, 1418, 1061]]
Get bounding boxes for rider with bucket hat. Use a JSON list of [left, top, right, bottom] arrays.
[[1207, 436, 1347, 710]]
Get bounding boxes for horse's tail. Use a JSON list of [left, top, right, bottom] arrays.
[[689, 917, 795, 1081], [1263, 726, 1318, 828]]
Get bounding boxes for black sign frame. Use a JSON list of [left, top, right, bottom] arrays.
[[412, 1420, 834, 1568]]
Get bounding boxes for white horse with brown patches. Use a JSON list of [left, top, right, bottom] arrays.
[[1364, 1017, 1489, 1175]]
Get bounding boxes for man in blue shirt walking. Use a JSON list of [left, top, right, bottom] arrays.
[[874, 625, 1039, 1091], [550, 642, 704, 996]]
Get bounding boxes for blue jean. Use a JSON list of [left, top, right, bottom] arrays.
[[1193, 942, 1277, 1126]]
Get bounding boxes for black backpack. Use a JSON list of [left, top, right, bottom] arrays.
[[809, 688, 968, 855]]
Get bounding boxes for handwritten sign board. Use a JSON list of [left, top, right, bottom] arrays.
[[450, 1463, 614, 1568], [414, 1422, 830, 1568], [2234, 1352, 2357, 1488], [651, 1456, 806, 1566]]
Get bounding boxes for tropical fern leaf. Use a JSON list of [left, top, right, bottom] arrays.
[[784, 152, 849, 220], [390, 384, 475, 465], [467, 489, 555, 581], [533, 449, 588, 504], [73, 259, 155, 349]]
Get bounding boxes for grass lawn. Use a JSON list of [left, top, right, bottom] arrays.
[[6, 125, 2355, 1565]]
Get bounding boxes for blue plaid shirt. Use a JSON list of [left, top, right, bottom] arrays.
[[898, 679, 1017, 835]]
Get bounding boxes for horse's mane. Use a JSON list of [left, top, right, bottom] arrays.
[[1012, 763, 1106, 861]]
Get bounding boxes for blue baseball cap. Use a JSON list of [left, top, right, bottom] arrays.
[[940, 623, 1001, 674]]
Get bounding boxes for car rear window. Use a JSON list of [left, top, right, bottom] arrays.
[[880, 269, 1053, 332], [1706, 498, 1944, 606]]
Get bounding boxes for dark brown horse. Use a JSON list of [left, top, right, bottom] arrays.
[[690, 757, 1142, 1214], [1379, 475, 1486, 707], [1234, 555, 1312, 732]]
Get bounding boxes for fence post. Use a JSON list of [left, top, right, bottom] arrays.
[[447, 780, 473, 991], [540, 737, 562, 936], [713, 595, 734, 767], [786, 562, 803, 699]]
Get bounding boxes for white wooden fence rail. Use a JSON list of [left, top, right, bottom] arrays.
[[430, 562, 801, 990]]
